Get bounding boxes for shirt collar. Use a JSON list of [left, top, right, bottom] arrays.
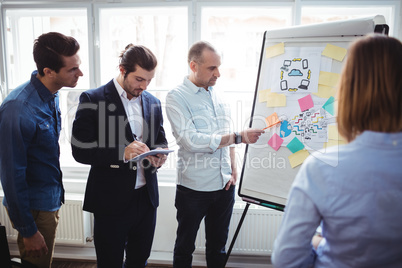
[[31, 70, 57, 102], [183, 76, 214, 94], [356, 131, 402, 148]]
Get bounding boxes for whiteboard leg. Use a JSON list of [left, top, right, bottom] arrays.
[[224, 202, 250, 267]]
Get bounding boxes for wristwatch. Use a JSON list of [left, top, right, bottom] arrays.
[[234, 132, 242, 144]]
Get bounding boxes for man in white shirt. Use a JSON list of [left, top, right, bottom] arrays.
[[166, 41, 263, 268]]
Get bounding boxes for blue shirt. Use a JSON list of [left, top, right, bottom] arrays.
[[166, 76, 233, 191], [272, 131, 402, 268], [0, 71, 63, 237]]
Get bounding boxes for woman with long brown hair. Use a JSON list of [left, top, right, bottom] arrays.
[[272, 34, 402, 268]]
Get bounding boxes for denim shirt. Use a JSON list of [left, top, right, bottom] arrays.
[[166, 76, 233, 191], [0, 71, 64, 237]]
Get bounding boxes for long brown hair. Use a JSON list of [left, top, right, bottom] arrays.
[[337, 34, 402, 142]]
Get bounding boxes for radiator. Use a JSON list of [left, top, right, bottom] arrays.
[[195, 204, 283, 255], [0, 197, 91, 246]]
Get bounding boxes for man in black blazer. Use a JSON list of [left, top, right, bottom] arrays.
[[71, 44, 168, 268]]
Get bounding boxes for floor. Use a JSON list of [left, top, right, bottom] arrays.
[[51, 260, 97, 268], [9, 244, 273, 268], [51, 259, 204, 268]]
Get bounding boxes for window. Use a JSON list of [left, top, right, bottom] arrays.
[[4, 8, 90, 90], [301, 5, 396, 36], [200, 5, 292, 93], [98, 6, 188, 90]]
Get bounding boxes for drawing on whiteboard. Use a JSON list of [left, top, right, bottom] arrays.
[[269, 47, 322, 93], [278, 107, 328, 144], [280, 58, 312, 92]]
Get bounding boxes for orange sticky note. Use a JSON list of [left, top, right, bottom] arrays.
[[264, 112, 281, 130]]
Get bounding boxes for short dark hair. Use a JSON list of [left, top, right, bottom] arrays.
[[33, 32, 80, 76], [337, 34, 402, 141], [188, 41, 217, 65], [119, 44, 157, 78]]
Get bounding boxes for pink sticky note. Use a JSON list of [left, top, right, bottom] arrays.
[[268, 133, 284, 151], [298, 94, 314, 112]]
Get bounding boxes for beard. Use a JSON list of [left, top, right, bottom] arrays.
[[122, 79, 144, 99], [126, 89, 142, 98]]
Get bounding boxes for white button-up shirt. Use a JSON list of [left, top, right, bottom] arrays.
[[166, 76, 233, 191], [114, 78, 146, 189]]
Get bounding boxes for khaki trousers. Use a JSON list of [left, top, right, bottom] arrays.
[[15, 210, 60, 268]]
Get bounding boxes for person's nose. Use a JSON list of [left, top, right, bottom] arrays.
[[140, 80, 149, 90], [77, 68, 84, 77], [214, 68, 220, 78]]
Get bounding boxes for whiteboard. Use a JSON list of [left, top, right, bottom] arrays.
[[238, 16, 388, 210]]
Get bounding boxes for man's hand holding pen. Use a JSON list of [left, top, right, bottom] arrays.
[[124, 140, 150, 161]]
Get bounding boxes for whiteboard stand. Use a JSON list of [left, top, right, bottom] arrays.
[[224, 202, 250, 266], [224, 198, 284, 266]]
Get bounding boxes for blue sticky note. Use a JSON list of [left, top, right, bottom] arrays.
[[323, 96, 335, 115], [287, 137, 305, 153]]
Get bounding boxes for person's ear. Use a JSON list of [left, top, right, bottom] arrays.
[[43, 67, 54, 77], [119, 66, 126, 76], [189, 61, 198, 73]]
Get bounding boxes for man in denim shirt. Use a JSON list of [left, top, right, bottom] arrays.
[[166, 41, 264, 268], [0, 32, 83, 267]]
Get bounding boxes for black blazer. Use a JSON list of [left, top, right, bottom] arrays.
[[71, 80, 167, 216]]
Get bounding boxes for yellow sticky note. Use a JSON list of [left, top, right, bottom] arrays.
[[313, 85, 337, 99], [318, 71, 340, 87], [258, 89, 271, 103], [328, 125, 345, 141], [323, 140, 347, 148], [266, 43, 285, 58], [288, 150, 310, 168], [322, 44, 347, 62], [266, 92, 286, 107]]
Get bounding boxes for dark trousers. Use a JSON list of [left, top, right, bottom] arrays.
[[93, 186, 156, 268], [173, 185, 235, 268]]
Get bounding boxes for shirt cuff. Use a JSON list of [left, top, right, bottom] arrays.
[[209, 134, 222, 152], [123, 151, 129, 163], [17, 221, 38, 238]]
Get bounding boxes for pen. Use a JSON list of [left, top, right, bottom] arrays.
[[262, 121, 281, 131], [133, 133, 162, 159]]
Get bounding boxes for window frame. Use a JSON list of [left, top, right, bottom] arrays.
[[93, 1, 193, 89], [0, 2, 95, 94], [298, 0, 400, 36]]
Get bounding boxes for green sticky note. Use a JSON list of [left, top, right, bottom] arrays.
[[287, 137, 305, 153], [323, 96, 335, 115]]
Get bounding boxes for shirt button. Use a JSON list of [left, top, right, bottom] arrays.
[[132, 166, 137, 171]]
